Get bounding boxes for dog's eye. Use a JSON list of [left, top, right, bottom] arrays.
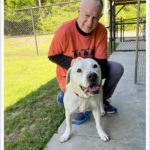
[[77, 68, 82, 73], [93, 64, 98, 68]]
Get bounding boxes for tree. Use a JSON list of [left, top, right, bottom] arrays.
[[38, 0, 43, 21]]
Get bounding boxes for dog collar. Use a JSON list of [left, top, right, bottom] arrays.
[[74, 91, 83, 98]]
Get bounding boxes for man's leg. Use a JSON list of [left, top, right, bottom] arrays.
[[102, 61, 124, 113], [57, 89, 65, 105], [73, 112, 88, 120], [103, 61, 124, 99]]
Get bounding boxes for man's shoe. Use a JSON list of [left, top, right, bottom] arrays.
[[103, 98, 117, 114], [57, 90, 65, 105]]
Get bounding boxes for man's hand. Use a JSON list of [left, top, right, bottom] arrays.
[[71, 57, 84, 66]]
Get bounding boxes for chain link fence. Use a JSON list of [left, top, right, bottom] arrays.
[[135, 0, 146, 85], [113, 3, 146, 52], [4, 1, 81, 57], [114, 17, 146, 51]]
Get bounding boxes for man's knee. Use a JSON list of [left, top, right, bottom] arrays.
[[108, 61, 124, 78], [116, 62, 124, 77]]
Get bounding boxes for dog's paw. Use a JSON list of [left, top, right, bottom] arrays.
[[101, 111, 106, 117], [98, 130, 109, 142], [59, 132, 70, 143]]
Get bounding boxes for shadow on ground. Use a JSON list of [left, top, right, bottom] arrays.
[[4, 77, 65, 150]]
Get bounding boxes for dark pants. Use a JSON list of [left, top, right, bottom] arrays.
[[73, 61, 124, 120]]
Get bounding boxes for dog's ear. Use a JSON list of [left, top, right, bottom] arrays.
[[66, 67, 71, 84]]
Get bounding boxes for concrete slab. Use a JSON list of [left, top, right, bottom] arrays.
[[44, 134, 145, 150], [43, 52, 146, 150]]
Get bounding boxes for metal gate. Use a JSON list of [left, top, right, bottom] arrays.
[[114, 17, 146, 51]]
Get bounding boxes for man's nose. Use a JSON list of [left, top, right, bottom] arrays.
[[87, 17, 93, 27]]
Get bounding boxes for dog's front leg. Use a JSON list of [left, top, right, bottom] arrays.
[[60, 110, 72, 143], [99, 97, 106, 117], [99, 88, 106, 116], [92, 109, 109, 141]]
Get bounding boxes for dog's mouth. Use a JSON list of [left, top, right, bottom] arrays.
[[80, 84, 100, 94]]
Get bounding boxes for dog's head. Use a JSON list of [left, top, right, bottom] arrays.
[[66, 58, 102, 98]]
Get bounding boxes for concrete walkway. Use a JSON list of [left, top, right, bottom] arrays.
[[44, 52, 146, 150]]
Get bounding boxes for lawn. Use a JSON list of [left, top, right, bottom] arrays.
[[4, 34, 54, 57], [4, 56, 56, 109], [4, 56, 65, 149], [4, 35, 114, 149], [4, 35, 66, 149]]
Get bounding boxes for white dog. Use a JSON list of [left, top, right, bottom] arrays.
[[60, 58, 109, 142]]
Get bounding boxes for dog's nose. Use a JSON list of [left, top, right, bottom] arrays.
[[87, 72, 97, 81]]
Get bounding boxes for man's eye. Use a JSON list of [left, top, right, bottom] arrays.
[[77, 68, 82, 72], [94, 17, 98, 20]]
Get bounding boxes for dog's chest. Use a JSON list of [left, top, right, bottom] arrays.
[[78, 99, 95, 112]]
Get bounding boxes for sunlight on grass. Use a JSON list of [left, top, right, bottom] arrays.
[[4, 56, 56, 109], [4, 34, 54, 57], [4, 55, 65, 149]]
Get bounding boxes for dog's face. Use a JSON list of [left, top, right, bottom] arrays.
[[66, 58, 102, 97]]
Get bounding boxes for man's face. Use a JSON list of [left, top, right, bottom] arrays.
[[77, 0, 103, 34]]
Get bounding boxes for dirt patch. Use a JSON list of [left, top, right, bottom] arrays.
[[5, 132, 22, 143], [10, 39, 48, 45], [11, 111, 21, 117], [29, 124, 35, 129]]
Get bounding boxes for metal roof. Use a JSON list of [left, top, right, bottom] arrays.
[[115, 0, 146, 5]]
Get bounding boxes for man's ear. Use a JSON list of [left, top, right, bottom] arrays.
[[66, 67, 71, 84], [100, 14, 103, 18], [98, 14, 103, 21], [77, 7, 80, 14]]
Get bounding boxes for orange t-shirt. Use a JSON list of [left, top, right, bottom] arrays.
[[48, 18, 107, 89]]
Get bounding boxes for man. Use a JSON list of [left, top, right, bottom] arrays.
[[48, 0, 124, 120]]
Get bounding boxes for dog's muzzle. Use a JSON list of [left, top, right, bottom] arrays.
[[80, 72, 100, 94]]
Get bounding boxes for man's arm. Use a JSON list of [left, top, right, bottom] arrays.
[[48, 55, 72, 70], [48, 55, 84, 70]]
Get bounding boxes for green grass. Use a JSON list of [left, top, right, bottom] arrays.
[[4, 34, 54, 57], [4, 56, 65, 149], [4, 56, 55, 109]]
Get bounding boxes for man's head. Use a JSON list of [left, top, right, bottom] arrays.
[[77, 0, 103, 34]]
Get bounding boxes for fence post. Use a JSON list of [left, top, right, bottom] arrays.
[[109, 0, 112, 53], [144, 19, 146, 41], [31, 8, 39, 56], [120, 17, 122, 42], [113, 0, 116, 51], [123, 19, 124, 42], [134, 0, 140, 84]]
